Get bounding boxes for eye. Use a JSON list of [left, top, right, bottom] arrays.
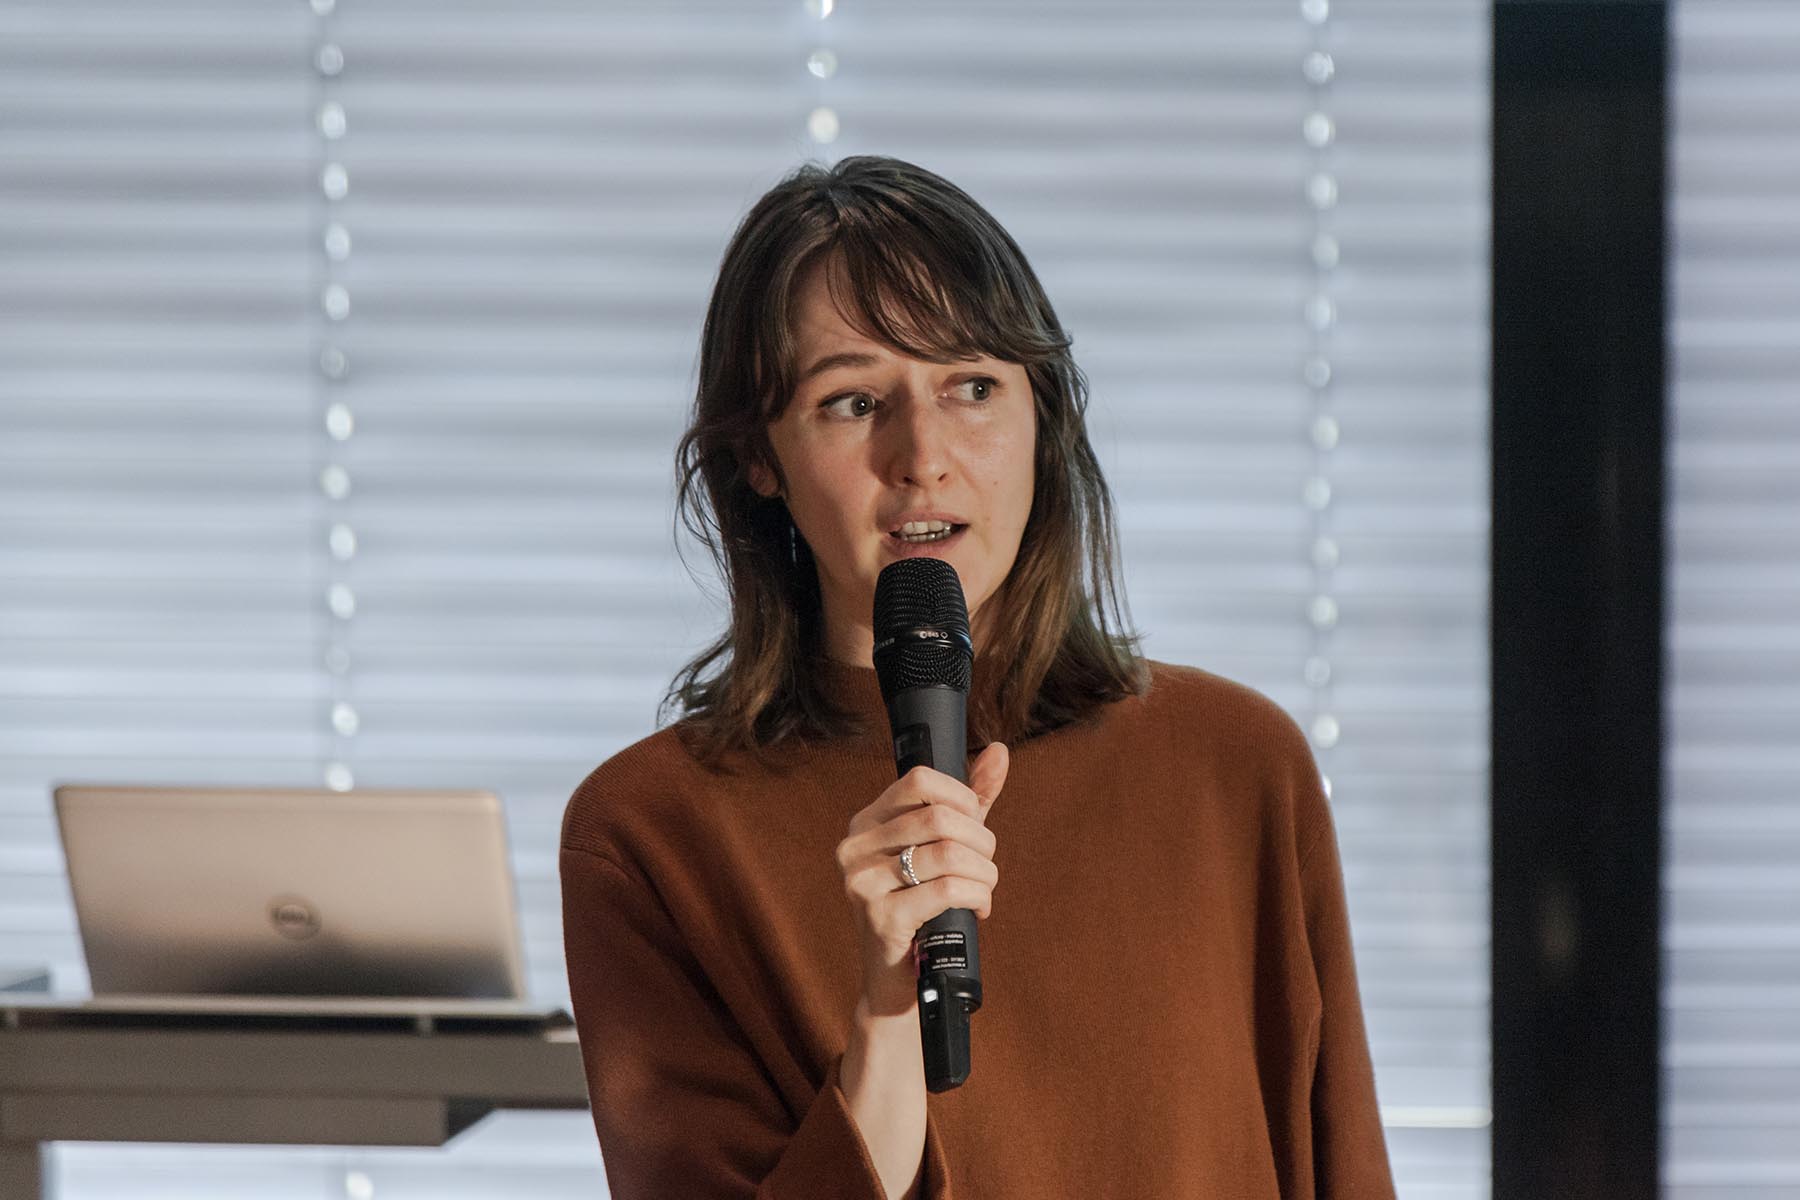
[[961, 375, 1000, 402], [821, 391, 878, 419]]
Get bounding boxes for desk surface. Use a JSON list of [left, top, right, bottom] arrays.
[[0, 997, 588, 1106], [0, 997, 592, 1200], [2, 993, 575, 1036]]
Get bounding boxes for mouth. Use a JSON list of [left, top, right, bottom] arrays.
[[885, 522, 969, 556]]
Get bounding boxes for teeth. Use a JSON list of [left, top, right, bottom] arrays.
[[894, 520, 957, 544]]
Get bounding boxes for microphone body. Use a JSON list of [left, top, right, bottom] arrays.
[[873, 558, 981, 1093]]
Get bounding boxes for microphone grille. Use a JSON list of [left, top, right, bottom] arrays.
[[872, 558, 972, 697]]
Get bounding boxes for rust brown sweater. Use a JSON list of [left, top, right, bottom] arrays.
[[560, 658, 1396, 1199]]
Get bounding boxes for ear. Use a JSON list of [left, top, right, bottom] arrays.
[[747, 461, 779, 499]]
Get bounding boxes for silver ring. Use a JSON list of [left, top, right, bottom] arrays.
[[899, 845, 922, 888]]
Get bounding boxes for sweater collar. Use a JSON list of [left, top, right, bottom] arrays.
[[814, 656, 889, 727]]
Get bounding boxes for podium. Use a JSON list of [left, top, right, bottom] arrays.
[[0, 997, 591, 1200]]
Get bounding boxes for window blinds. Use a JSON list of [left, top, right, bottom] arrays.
[[0, 2, 1489, 1196], [1665, 3, 1800, 1196]]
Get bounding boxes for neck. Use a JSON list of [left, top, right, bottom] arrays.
[[822, 617, 876, 670]]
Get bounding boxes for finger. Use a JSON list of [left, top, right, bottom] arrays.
[[968, 742, 1010, 817], [852, 798, 990, 866], [892, 876, 993, 926], [896, 800, 996, 861], [846, 841, 993, 906], [891, 763, 983, 820], [850, 765, 960, 836], [887, 838, 999, 891], [846, 770, 968, 858]]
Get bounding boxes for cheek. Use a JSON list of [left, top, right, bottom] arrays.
[[969, 428, 1036, 597], [782, 454, 871, 552], [986, 417, 1037, 531]]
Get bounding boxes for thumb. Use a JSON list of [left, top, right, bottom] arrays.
[[968, 741, 1010, 819]]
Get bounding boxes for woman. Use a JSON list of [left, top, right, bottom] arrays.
[[560, 155, 1395, 1200]]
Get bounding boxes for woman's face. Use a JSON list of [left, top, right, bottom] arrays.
[[750, 259, 1037, 666]]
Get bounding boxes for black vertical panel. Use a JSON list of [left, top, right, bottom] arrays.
[[1491, 4, 1667, 1200]]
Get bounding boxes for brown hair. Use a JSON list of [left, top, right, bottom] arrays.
[[663, 154, 1144, 765]]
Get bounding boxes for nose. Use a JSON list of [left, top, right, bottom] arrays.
[[882, 392, 952, 488]]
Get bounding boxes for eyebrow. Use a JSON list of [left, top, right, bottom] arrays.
[[799, 351, 882, 384]]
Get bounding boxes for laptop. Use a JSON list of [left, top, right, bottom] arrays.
[[49, 784, 563, 1027]]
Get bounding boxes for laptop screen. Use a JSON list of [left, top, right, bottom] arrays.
[[53, 785, 528, 1000]]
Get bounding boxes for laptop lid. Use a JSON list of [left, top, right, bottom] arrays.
[[52, 784, 529, 1000]]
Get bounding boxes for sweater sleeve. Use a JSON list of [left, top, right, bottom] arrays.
[[560, 845, 954, 1200], [1297, 806, 1398, 1200]]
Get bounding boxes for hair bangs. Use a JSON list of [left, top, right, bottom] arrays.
[[815, 218, 1071, 381]]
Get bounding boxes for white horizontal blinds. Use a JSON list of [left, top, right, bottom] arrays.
[[0, 0, 321, 987], [1666, 3, 1800, 1197], [1307, 15, 1490, 1196], [0, 1, 798, 1197], [0, 4, 355, 1193], [307, 0, 797, 1012], [817, 2, 1489, 1197]]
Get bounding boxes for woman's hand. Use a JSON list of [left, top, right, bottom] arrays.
[[836, 742, 1009, 1018]]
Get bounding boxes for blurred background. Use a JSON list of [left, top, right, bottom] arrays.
[[0, 1, 1791, 1198]]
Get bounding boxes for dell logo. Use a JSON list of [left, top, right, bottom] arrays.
[[268, 896, 321, 940]]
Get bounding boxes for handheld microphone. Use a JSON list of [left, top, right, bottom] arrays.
[[872, 557, 981, 1093]]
